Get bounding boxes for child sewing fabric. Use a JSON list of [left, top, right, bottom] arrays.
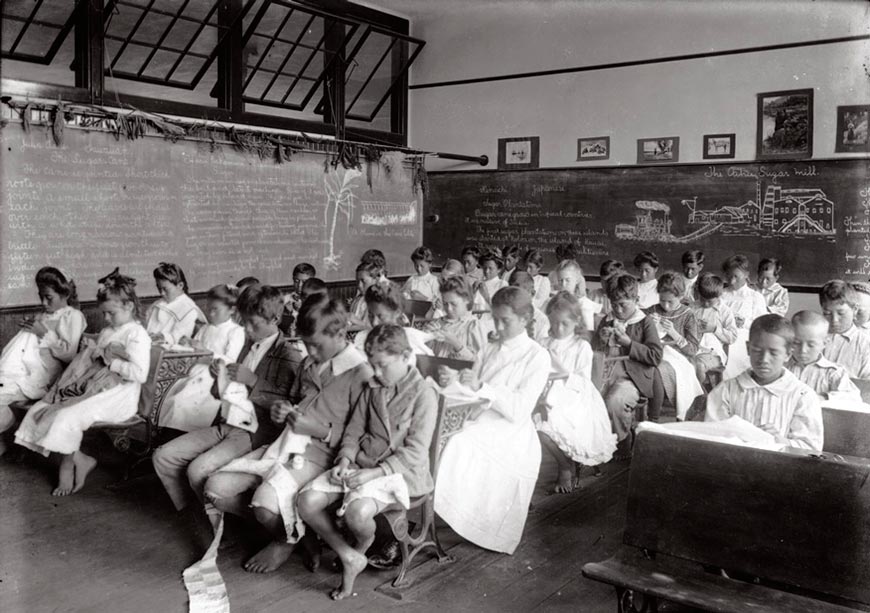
[[509, 271, 550, 342], [634, 251, 660, 309], [522, 249, 552, 309], [353, 282, 433, 357], [401, 246, 440, 303], [202, 295, 373, 574], [461, 246, 483, 282], [589, 259, 625, 316], [281, 263, 317, 330], [360, 249, 389, 283], [681, 250, 704, 302], [536, 292, 616, 494], [424, 276, 488, 360], [720, 255, 768, 379], [645, 272, 702, 420], [145, 262, 205, 345], [501, 244, 521, 282], [592, 273, 663, 451], [15, 270, 151, 495], [820, 280, 870, 379], [435, 286, 550, 555], [705, 314, 823, 451], [349, 261, 379, 329], [159, 284, 246, 432], [692, 273, 739, 385], [758, 258, 789, 316], [152, 284, 297, 514], [298, 323, 437, 600], [788, 311, 862, 406], [472, 249, 508, 312], [850, 282, 870, 331], [553, 259, 601, 333]]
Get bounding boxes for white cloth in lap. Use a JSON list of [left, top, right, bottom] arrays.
[[434, 333, 550, 554], [402, 272, 440, 302], [302, 471, 410, 516], [536, 335, 615, 465], [660, 345, 704, 419], [15, 321, 151, 456], [761, 283, 789, 316], [146, 294, 205, 345], [160, 319, 246, 432], [424, 315, 487, 361]]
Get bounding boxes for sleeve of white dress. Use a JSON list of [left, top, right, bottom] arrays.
[[477, 346, 550, 423], [575, 341, 594, 380], [109, 327, 152, 384], [220, 326, 247, 363], [704, 381, 732, 422], [43, 309, 86, 362], [786, 390, 823, 451]]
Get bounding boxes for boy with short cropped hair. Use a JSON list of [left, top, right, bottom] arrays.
[[758, 258, 789, 316], [788, 311, 861, 405], [692, 272, 739, 383], [820, 280, 870, 379], [349, 262, 379, 328], [680, 250, 704, 302], [705, 314, 823, 450], [402, 246, 440, 302], [509, 270, 550, 342], [633, 251, 660, 309], [850, 282, 870, 331]]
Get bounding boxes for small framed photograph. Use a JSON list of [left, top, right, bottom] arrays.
[[756, 88, 813, 160], [835, 104, 870, 152], [703, 133, 735, 159], [498, 136, 540, 169], [577, 136, 610, 161], [636, 137, 679, 164]]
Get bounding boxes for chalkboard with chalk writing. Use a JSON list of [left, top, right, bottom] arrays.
[[424, 159, 869, 287], [0, 127, 422, 307]]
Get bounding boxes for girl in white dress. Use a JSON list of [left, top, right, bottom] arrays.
[[15, 270, 151, 496], [523, 249, 552, 310], [634, 251, 660, 309], [721, 255, 768, 379], [435, 286, 550, 554], [159, 284, 245, 432], [551, 259, 601, 333], [537, 292, 616, 493], [353, 281, 433, 357], [472, 249, 508, 313], [424, 276, 488, 360], [145, 262, 205, 345], [0, 268, 87, 455]]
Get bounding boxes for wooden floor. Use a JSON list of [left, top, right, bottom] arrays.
[[0, 446, 630, 613]]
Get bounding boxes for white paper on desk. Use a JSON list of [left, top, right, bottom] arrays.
[[426, 377, 482, 404], [822, 394, 870, 413], [636, 416, 782, 451], [216, 360, 258, 433], [165, 343, 196, 353]]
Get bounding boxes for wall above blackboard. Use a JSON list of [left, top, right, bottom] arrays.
[[424, 159, 870, 287]]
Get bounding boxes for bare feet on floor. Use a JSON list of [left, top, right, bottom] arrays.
[[243, 541, 294, 573], [52, 455, 75, 496], [553, 468, 576, 494], [72, 452, 98, 493], [330, 550, 367, 600]]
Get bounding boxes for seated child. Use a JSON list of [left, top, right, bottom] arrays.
[[349, 262, 379, 329], [360, 249, 389, 283], [0, 267, 86, 455], [820, 280, 870, 379], [720, 255, 768, 379], [424, 276, 488, 360], [591, 273, 663, 449], [692, 273, 739, 384], [680, 250, 704, 302], [788, 311, 861, 405], [589, 259, 624, 316], [509, 271, 550, 342], [553, 259, 601, 332], [758, 257, 789, 316], [15, 270, 151, 495], [203, 296, 373, 574], [440, 258, 464, 281], [297, 324, 437, 599], [633, 251, 660, 309], [645, 272, 702, 420], [850, 282, 870, 331], [401, 246, 441, 304], [547, 243, 580, 296], [159, 284, 246, 432], [279, 263, 316, 335], [354, 282, 433, 357], [152, 284, 297, 513], [472, 249, 508, 312], [146, 262, 206, 345], [501, 244, 521, 282], [522, 249, 552, 309], [537, 292, 616, 493], [435, 287, 550, 554], [461, 245, 483, 282], [705, 314, 823, 451]]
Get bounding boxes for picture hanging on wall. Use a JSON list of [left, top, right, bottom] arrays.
[[577, 136, 610, 161], [835, 105, 870, 152], [756, 88, 813, 160], [703, 133, 735, 159], [498, 136, 540, 169], [636, 137, 679, 164]]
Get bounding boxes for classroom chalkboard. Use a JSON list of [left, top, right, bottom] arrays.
[[424, 159, 870, 287], [0, 127, 422, 307]]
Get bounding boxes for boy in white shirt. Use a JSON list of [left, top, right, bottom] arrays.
[[680, 250, 704, 303], [705, 313, 823, 451], [720, 255, 768, 379], [821, 280, 870, 380], [849, 281, 870, 331], [633, 251, 660, 309], [401, 246, 441, 303], [788, 310, 861, 405], [757, 257, 789, 316], [692, 273, 739, 385], [509, 270, 550, 342]]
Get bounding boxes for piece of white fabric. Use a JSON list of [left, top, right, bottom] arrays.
[[661, 345, 704, 419]]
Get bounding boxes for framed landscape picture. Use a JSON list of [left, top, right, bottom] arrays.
[[577, 136, 610, 161], [498, 136, 540, 169], [756, 88, 813, 160], [637, 137, 679, 164], [703, 133, 735, 159], [835, 105, 870, 152]]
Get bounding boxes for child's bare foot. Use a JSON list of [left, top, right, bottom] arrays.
[[592, 465, 603, 478], [243, 541, 294, 573], [52, 455, 75, 496], [329, 550, 366, 600], [553, 468, 575, 494], [301, 533, 321, 573], [72, 452, 98, 493]]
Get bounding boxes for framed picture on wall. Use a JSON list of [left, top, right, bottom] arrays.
[[703, 133, 735, 159], [756, 88, 813, 160], [498, 136, 540, 169], [835, 105, 870, 152], [636, 137, 679, 164], [577, 136, 610, 161]]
